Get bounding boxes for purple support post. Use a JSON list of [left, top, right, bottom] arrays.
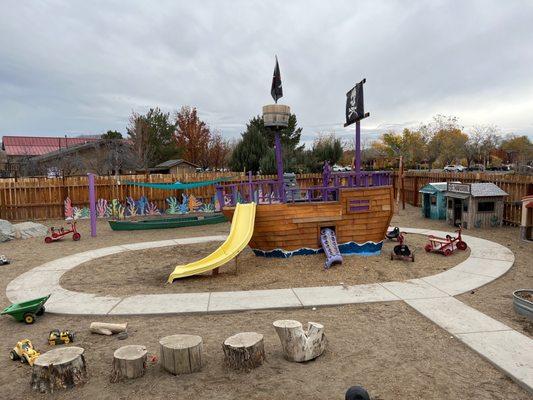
[[248, 170, 253, 203], [274, 132, 285, 202], [231, 185, 237, 206], [88, 173, 97, 237], [216, 186, 225, 209], [322, 160, 331, 187], [355, 120, 361, 186]]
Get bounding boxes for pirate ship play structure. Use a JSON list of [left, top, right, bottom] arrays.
[[215, 65, 394, 258], [168, 62, 394, 281]]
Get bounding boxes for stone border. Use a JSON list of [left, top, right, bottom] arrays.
[[5, 228, 533, 392]]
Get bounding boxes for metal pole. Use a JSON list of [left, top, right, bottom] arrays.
[[274, 132, 285, 202], [355, 120, 361, 186], [88, 173, 97, 237]]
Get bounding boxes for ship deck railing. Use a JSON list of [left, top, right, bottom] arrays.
[[216, 171, 391, 208]]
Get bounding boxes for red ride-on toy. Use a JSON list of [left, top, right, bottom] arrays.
[[44, 221, 81, 243], [424, 226, 467, 256], [390, 232, 415, 262]]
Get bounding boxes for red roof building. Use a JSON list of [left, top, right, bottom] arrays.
[[2, 135, 99, 157]]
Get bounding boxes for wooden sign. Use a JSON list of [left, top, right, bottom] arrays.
[[448, 182, 470, 194]]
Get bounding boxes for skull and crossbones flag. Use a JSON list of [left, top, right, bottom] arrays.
[[345, 79, 366, 126], [271, 56, 283, 103]]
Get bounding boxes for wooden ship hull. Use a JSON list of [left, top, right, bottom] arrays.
[[222, 185, 394, 257]]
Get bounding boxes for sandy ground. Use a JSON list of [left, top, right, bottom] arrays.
[[0, 208, 531, 399], [61, 233, 469, 296], [391, 206, 533, 338]]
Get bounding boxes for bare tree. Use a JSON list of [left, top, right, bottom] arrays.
[[127, 112, 153, 170], [469, 125, 501, 166]]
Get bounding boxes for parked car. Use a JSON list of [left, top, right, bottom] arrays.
[[443, 165, 465, 172], [466, 164, 485, 172], [487, 165, 512, 172], [332, 164, 349, 172]]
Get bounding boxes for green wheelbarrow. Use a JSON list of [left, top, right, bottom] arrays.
[[1, 294, 50, 324]]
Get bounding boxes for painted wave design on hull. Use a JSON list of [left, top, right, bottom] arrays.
[[252, 241, 383, 258]]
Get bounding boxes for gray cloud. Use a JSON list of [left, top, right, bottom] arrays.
[[1, 0, 532, 145]]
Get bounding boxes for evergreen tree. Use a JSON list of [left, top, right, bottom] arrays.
[[127, 108, 180, 168], [312, 134, 343, 166], [247, 114, 302, 149], [231, 114, 304, 173], [259, 148, 276, 175], [229, 122, 269, 173], [101, 130, 123, 139]]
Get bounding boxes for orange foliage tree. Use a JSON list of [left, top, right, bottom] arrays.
[[174, 106, 211, 167], [174, 106, 231, 170]]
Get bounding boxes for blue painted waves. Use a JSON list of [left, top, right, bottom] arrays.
[[252, 241, 383, 258]]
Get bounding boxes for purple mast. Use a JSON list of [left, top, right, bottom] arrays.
[[274, 132, 284, 200], [344, 79, 368, 186], [355, 120, 361, 185]]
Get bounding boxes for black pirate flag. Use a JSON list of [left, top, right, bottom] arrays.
[[344, 79, 368, 126], [271, 56, 283, 103]]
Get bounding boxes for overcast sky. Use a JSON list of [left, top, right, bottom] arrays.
[[1, 0, 532, 146]]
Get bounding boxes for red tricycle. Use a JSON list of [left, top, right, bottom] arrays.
[[44, 221, 81, 243], [424, 227, 467, 256]]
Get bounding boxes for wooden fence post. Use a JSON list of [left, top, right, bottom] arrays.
[[413, 176, 419, 207]]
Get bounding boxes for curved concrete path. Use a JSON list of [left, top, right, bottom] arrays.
[[5, 228, 533, 392]]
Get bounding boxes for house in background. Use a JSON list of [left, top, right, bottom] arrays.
[[149, 159, 200, 174], [444, 182, 508, 229], [2, 135, 99, 162], [29, 139, 136, 176], [419, 182, 450, 220], [1, 135, 99, 176]]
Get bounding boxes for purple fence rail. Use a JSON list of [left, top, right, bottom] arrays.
[[216, 171, 391, 207]]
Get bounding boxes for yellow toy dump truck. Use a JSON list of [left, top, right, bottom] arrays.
[[48, 329, 75, 346], [10, 339, 40, 366]]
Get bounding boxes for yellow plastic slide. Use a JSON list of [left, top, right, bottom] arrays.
[[167, 202, 256, 282]]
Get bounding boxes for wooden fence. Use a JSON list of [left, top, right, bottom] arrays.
[[0, 172, 323, 221], [392, 171, 533, 226], [1, 171, 531, 224]]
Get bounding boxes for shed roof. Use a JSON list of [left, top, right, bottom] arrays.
[[443, 192, 470, 199], [469, 183, 508, 197], [2, 135, 99, 156], [31, 139, 131, 162], [419, 181, 463, 194], [445, 182, 508, 198], [419, 182, 449, 194], [151, 159, 200, 169]]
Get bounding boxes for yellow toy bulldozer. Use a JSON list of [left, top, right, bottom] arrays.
[[10, 339, 40, 366], [48, 329, 75, 346]]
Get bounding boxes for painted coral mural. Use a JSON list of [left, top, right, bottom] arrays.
[[64, 195, 217, 220]]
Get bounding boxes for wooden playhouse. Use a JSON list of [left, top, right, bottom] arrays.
[[520, 195, 533, 241], [443, 182, 508, 229], [419, 182, 448, 220]]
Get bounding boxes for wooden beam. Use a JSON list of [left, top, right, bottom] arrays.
[[292, 215, 343, 224]]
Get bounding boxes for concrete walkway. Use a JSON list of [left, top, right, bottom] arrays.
[[5, 228, 533, 392]]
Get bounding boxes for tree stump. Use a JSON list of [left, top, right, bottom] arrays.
[[222, 332, 265, 371], [273, 320, 327, 362], [31, 346, 87, 393], [110, 345, 147, 383], [159, 334, 203, 375]]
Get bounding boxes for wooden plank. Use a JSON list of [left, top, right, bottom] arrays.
[[291, 215, 343, 224]]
